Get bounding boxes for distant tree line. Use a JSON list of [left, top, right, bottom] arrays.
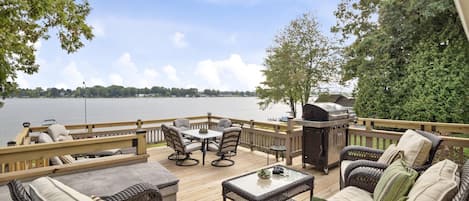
[[10, 86, 256, 98]]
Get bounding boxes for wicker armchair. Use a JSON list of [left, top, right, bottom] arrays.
[[340, 130, 442, 189], [7, 180, 162, 201], [342, 160, 469, 201]]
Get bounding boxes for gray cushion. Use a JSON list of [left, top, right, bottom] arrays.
[[52, 162, 179, 198], [185, 142, 202, 153]]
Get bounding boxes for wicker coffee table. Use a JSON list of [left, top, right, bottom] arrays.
[[222, 165, 314, 201]]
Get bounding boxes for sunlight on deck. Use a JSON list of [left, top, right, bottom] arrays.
[[147, 146, 339, 201]]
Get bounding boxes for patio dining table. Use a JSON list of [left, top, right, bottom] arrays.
[[181, 129, 222, 165]]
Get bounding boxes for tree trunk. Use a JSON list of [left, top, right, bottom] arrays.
[[289, 97, 297, 118]]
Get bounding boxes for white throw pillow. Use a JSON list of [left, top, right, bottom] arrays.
[[47, 124, 70, 141], [29, 177, 93, 201], [397, 130, 432, 166], [407, 159, 460, 201]]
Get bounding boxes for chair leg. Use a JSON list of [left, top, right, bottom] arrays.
[[211, 155, 235, 167], [175, 153, 199, 166], [168, 152, 186, 161]]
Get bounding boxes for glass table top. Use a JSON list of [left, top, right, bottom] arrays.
[[181, 129, 222, 139], [225, 166, 310, 197]]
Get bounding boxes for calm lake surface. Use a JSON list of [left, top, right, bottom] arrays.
[[0, 97, 298, 145]]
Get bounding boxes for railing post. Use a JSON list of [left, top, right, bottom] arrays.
[[249, 120, 255, 151], [87, 125, 93, 133], [285, 117, 293, 165], [137, 119, 142, 129], [207, 112, 212, 129], [136, 129, 147, 156]]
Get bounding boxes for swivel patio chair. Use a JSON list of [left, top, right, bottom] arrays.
[[173, 118, 191, 131], [168, 126, 202, 166], [208, 127, 242, 167], [162, 124, 192, 161], [339, 129, 442, 189], [213, 118, 232, 132]]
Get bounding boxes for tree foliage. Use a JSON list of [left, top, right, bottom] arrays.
[[0, 0, 94, 97], [257, 13, 335, 117], [333, 0, 469, 123]]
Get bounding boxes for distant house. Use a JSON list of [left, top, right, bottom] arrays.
[[315, 94, 355, 107]]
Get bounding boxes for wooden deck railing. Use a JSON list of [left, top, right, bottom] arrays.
[[350, 118, 469, 166], [10, 114, 469, 169], [0, 130, 148, 184]]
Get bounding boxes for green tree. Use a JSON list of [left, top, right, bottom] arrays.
[[256, 13, 335, 117], [333, 0, 469, 123], [0, 0, 94, 98]]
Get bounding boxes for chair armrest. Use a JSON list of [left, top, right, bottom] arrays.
[[346, 166, 383, 194], [343, 160, 388, 192], [340, 146, 384, 162], [100, 183, 162, 201], [7, 180, 32, 201]]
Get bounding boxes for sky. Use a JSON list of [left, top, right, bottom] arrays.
[[17, 0, 355, 92]]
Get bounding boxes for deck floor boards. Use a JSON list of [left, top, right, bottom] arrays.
[[147, 146, 339, 201]]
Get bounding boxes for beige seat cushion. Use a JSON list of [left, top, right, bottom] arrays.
[[341, 160, 353, 182], [29, 177, 93, 201], [407, 159, 460, 201], [397, 130, 432, 166], [37, 133, 63, 166], [47, 124, 70, 141], [377, 144, 402, 165], [328, 186, 373, 201]]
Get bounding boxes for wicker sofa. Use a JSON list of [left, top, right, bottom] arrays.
[[330, 159, 469, 201], [1, 162, 179, 201]]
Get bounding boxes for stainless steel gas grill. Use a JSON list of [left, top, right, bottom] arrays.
[[295, 103, 353, 174]]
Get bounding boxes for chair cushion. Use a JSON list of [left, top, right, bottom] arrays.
[[341, 160, 353, 182], [397, 129, 432, 167], [47, 124, 70, 141], [37, 133, 63, 166], [56, 135, 74, 142], [328, 186, 373, 201], [185, 142, 202, 152], [59, 155, 75, 164], [407, 159, 459, 201], [377, 144, 402, 165], [373, 159, 418, 201], [29, 177, 93, 201]]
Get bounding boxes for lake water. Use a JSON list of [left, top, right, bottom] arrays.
[[0, 97, 299, 145]]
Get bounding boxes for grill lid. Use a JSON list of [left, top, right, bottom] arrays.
[[303, 102, 349, 121]]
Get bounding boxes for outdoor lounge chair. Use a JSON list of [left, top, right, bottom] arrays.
[[339, 129, 442, 189], [167, 126, 202, 166], [208, 127, 242, 167], [161, 124, 191, 161], [173, 119, 190, 131], [7, 178, 162, 201], [330, 159, 469, 201], [213, 118, 232, 132]]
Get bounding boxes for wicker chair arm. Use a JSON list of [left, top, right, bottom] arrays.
[[343, 160, 388, 190], [346, 166, 383, 193], [340, 145, 384, 162], [100, 183, 162, 201]]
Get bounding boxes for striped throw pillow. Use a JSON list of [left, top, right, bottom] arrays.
[[377, 144, 402, 165], [373, 159, 418, 201]]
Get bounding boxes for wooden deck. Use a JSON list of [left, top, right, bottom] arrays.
[[147, 146, 339, 201]]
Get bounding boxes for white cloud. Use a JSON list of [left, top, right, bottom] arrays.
[[109, 74, 123, 85], [62, 61, 84, 88], [194, 54, 264, 90], [171, 32, 188, 48], [88, 78, 106, 86], [163, 65, 179, 82], [55, 83, 68, 89], [16, 73, 30, 89], [91, 21, 105, 37]]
